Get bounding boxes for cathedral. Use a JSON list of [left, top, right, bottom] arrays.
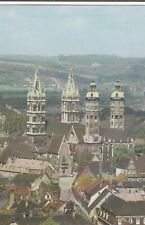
[[25, 67, 132, 176]]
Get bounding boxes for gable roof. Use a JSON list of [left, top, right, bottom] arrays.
[[100, 128, 130, 143], [116, 155, 145, 175], [83, 182, 108, 199], [47, 135, 63, 155], [12, 174, 40, 187], [102, 194, 145, 216], [67, 126, 79, 144], [88, 188, 110, 212]]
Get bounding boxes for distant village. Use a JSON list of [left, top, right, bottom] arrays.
[[0, 66, 145, 225]]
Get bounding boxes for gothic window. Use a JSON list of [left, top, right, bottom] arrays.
[[33, 105, 37, 111], [33, 117, 37, 122], [41, 127, 44, 133], [62, 156, 66, 163], [32, 128, 36, 133], [38, 104, 41, 111], [42, 105, 45, 111]]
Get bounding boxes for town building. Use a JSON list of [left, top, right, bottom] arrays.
[[110, 81, 125, 129], [98, 194, 145, 225], [27, 66, 46, 136], [61, 69, 80, 124]]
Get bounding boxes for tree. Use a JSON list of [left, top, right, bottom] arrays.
[[134, 143, 145, 157], [41, 217, 60, 225]]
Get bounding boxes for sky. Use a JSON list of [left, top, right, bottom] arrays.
[[0, 5, 145, 57]]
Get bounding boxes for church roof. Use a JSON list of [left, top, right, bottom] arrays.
[[47, 135, 64, 155], [61, 69, 80, 99], [111, 81, 124, 99], [27, 66, 46, 99]]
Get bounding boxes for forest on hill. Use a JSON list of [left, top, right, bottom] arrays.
[[0, 54, 145, 93]]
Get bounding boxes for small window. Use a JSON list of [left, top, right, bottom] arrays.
[[33, 105, 37, 111], [115, 115, 118, 119], [33, 117, 37, 122], [118, 219, 122, 225], [129, 218, 133, 224]]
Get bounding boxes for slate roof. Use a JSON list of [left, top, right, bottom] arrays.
[[77, 161, 113, 177], [0, 136, 34, 163], [100, 128, 130, 143], [32, 135, 49, 154], [47, 135, 63, 155], [12, 174, 39, 186], [135, 155, 145, 174], [102, 194, 145, 216], [116, 158, 130, 170], [88, 188, 110, 212], [116, 155, 145, 174]]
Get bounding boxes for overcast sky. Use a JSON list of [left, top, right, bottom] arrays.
[[0, 6, 145, 57]]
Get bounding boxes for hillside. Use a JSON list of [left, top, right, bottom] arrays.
[[0, 54, 145, 93]]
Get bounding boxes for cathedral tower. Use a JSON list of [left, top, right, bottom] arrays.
[[61, 69, 80, 124], [27, 67, 46, 136], [110, 81, 125, 129], [84, 81, 100, 143]]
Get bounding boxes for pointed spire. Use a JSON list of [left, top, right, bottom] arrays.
[[33, 66, 41, 91], [27, 66, 46, 98], [62, 68, 79, 98]]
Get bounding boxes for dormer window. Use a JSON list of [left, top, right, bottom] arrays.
[[129, 218, 133, 223], [136, 218, 140, 225]]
